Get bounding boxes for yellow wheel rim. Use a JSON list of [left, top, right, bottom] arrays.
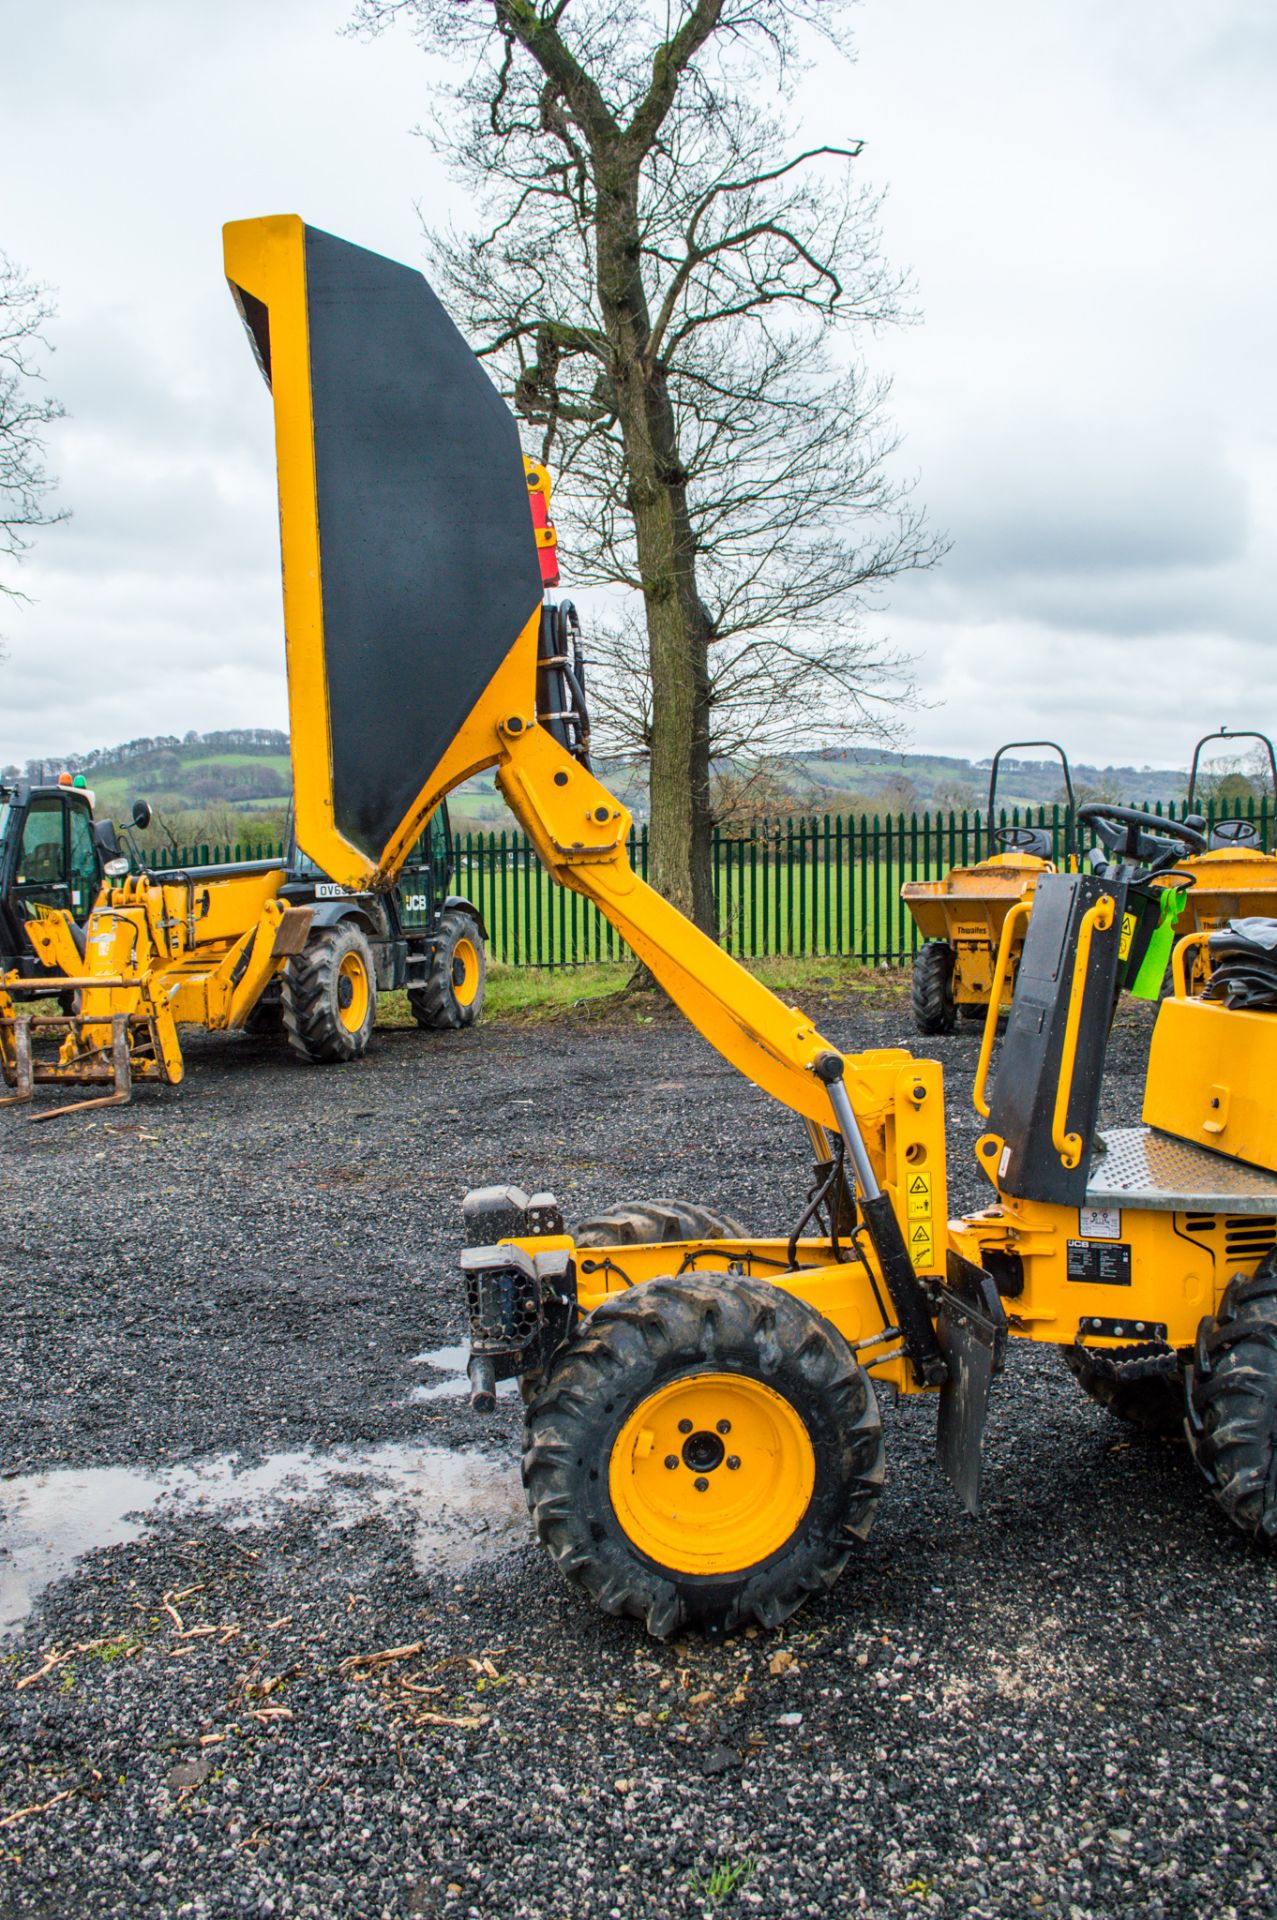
[[336, 950, 371, 1032], [608, 1371, 815, 1577], [452, 935, 479, 1009]]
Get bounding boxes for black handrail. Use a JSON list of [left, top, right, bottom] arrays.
[[1186, 728, 1277, 815], [986, 741, 1076, 862]]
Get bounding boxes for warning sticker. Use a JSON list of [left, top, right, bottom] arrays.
[[907, 1171, 933, 1219], [1118, 911, 1137, 961], [909, 1219, 935, 1269]]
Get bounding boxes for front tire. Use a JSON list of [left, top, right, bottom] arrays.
[[282, 923, 376, 1064], [409, 910, 485, 1030], [523, 1275, 884, 1639], [1188, 1259, 1277, 1541], [911, 940, 956, 1035]]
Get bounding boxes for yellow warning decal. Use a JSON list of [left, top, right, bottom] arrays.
[[1118, 911, 1137, 961], [907, 1171, 933, 1220], [909, 1220, 934, 1269]]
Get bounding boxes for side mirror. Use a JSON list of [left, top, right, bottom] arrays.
[[131, 799, 153, 831]]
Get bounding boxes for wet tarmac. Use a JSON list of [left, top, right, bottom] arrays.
[[0, 1440, 527, 1637], [407, 1342, 519, 1403]]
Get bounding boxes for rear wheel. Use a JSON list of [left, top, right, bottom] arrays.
[[1188, 1260, 1277, 1541], [574, 1198, 747, 1248], [282, 923, 376, 1063], [522, 1274, 884, 1638], [911, 940, 957, 1036], [1061, 1343, 1186, 1438], [409, 909, 485, 1030]]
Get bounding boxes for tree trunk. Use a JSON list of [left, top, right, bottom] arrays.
[[596, 162, 716, 932]]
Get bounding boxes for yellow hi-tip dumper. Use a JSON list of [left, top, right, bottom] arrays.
[[217, 212, 1277, 1639]]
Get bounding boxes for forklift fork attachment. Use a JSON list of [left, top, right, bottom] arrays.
[[0, 1012, 135, 1119], [935, 1253, 1008, 1515]]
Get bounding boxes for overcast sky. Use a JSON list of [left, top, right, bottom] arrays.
[[2, 0, 1273, 772]]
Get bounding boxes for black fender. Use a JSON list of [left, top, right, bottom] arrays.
[[305, 899, 386, 940], [442, 894, 486, 940]]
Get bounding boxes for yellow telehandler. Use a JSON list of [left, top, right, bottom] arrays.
[[221, 213, 1277, 1638]]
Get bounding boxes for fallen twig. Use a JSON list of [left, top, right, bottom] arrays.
[[0, 1790, 76, 1829], [338, 1642, 425, 1675]]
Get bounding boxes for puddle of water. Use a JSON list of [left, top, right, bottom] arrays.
[[0, 1441, 527, 1638], [408, 1342, 517, 1404]]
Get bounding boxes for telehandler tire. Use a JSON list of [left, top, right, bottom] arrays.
[[522, 1274, 884, 1639], [409, 909, 485, 1030], [282, 923, 377, 1064], [911, 941, 956, 1036], [574, 1199, 747, 1247], [1187, 1259, 1277, 1542], [1061, 1343, 1187, 1439]]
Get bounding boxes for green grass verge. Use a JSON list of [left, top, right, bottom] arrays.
[[378, 955, 905, 1030]]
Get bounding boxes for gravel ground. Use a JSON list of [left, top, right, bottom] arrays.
[[2, 983, 1275, 1919]]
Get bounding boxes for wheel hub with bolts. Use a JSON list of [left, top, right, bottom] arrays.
[[608, 1370, 815, 1576]]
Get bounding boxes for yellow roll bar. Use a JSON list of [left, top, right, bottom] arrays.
[[972, 899, 1032, 1119], [1051, 895, 1115, 1168], [1171, 929, 1208, 999]]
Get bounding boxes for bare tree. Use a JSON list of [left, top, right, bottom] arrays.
[[354, 0, 940, 931], [0, 254, 67, 626]]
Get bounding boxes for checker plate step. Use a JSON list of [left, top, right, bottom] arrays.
[[1085, 1127, 1277, 1215]]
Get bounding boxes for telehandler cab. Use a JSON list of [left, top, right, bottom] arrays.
[[0, 774, 109, 982], [219, 214, 1277, 1638]]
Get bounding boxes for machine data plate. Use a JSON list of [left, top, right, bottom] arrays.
[[1085, 1127, 1277, 1215], [1066, 1240, 1132, 1284]]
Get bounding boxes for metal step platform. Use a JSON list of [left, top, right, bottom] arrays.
[[1086, 1126, 1277, 1214]]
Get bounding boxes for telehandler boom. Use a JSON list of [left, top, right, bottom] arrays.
[[231, 213, 1277, 1639]]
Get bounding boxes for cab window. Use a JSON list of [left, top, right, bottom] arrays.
[[17, 802, 66, 886], [429, 807, 452, 886], [68, 806, 99, 919]]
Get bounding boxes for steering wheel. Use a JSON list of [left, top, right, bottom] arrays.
[[1077, 802, 1207, 875], [1211, 817, 1261, 848], [996, 825, 1048, 853]]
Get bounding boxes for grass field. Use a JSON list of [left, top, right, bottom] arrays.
[[379, 954, 906, 1030]]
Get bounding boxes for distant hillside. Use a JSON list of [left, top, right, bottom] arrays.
[[6, 731, 292, 821], [784, 748, 1192, 814], [3, 731, 1207, 830]]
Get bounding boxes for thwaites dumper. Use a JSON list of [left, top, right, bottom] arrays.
[[1167, 729, 1277, 993], [0, 796, 486, 1117], [231, 213, 1277, 1639], [904, 729, 1277, 1036], [901, 741, 1079, 1034]]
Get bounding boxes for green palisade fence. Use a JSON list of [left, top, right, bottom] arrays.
[[153, 795, 1272, 971]]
